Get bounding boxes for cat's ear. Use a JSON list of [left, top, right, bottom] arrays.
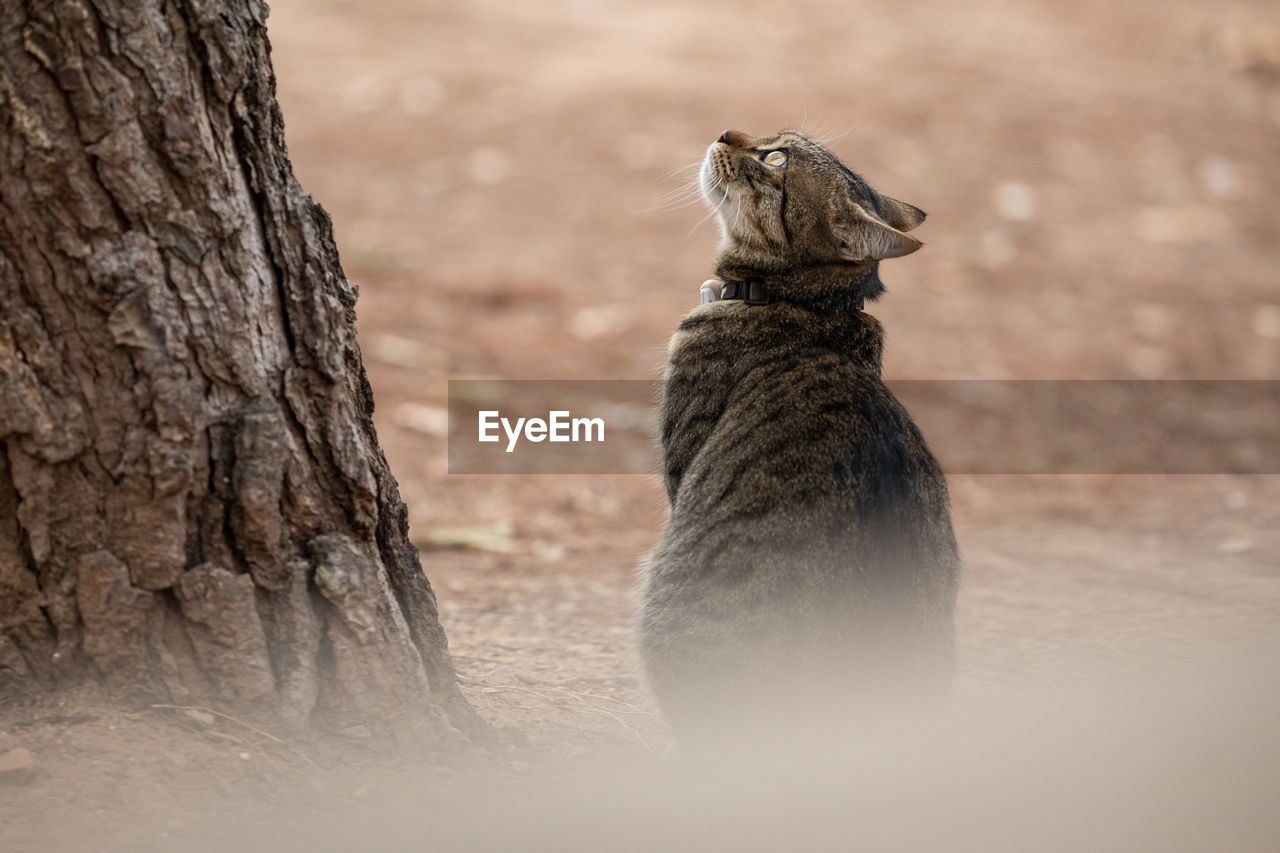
[[878, 195, 927, 232], [831, 200, 922, 262]]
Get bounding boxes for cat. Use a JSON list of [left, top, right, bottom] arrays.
[[638, 129, 960, 745]]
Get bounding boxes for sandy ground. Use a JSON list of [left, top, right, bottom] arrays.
[[4, 0, 1280, 849]]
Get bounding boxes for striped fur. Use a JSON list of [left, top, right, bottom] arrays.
[[639, 130, 959, 744]]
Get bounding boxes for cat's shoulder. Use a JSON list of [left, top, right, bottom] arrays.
[[666, 299, 746, 358]]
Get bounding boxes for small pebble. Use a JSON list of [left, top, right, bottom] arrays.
[[993, 182, 1036, 221], [1198, 156, 1238, 198], [1251, 305, 1280, 340], [467, 146, 512, 185]]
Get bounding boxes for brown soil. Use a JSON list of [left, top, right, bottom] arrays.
[[4, 0, 1280, 849]]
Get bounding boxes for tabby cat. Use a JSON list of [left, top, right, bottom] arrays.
[[639, 129, 960, 744]]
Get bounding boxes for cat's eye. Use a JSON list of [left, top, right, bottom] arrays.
[[762, 150, 788, 167]]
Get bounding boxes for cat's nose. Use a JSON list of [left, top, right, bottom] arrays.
[[717, 129, 749, 147]]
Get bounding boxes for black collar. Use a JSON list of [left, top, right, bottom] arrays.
[[718, 278, 773, 305], [716, 278, 864, 311]]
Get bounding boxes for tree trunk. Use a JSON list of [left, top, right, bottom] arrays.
[[0, 0, 478, 741]]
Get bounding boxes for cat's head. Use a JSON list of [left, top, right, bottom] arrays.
[[701, 129, 925, 273]]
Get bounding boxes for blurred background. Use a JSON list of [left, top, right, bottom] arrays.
[[265, 0, 1280, 752], [10, 5, 1280, 849]]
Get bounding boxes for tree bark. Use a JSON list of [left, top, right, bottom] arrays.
[[0, 0, 478, 741]]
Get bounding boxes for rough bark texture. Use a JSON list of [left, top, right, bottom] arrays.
[[0, 0, 478, 741]]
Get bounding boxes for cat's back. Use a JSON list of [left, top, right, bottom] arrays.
[[651, 300, 956, 616], [661, 300, 940, 529], [642, 307, 957, 740]]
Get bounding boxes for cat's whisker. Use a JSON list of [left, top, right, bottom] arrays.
[[657, 174, 702, 194], [820, 126, 855, 146], [681, 201, 723, 245], [655, 160, 703, 182], [810, 118, 855, 148], [641, 177, 706, 214], [639, 191, 703, 216], [680, 177, 727, 245], [649, 182, 701, 204], [803, 107, 844, 142], [638, 164, 709, 214]]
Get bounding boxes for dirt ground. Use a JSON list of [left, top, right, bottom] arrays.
[[4, 0, 1280, 849]]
